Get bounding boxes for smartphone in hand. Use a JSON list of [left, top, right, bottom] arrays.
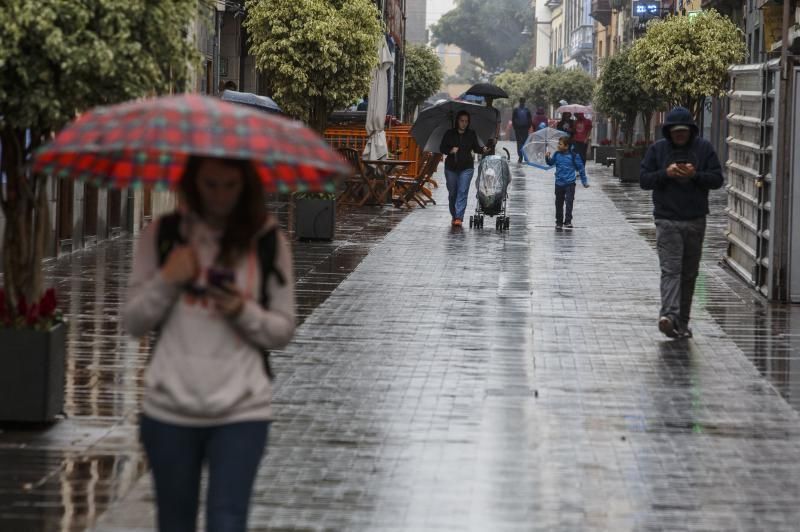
[[207, 267, 236, 292]]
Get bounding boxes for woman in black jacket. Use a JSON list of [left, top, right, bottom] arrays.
[[439, 110, 489, 226]]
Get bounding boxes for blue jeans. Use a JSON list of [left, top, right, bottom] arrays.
[[140, 415, 270, 532], [445, 168, 474, 220]]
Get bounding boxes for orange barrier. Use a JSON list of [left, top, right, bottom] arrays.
[[324, 124, 424, 177]]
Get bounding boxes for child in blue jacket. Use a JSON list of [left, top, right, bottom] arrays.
[[545, 137, 589, 230]]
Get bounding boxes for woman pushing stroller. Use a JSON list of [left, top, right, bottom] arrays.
[[439, 110, 491, 227]]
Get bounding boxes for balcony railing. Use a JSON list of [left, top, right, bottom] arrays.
[[590, 0, 612, 26], [570, 25, 594, 58]]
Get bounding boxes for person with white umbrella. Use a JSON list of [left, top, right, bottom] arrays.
[[439, 110, 491, 227]]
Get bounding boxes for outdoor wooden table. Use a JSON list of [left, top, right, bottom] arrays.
[[361, 159, 414, 204]]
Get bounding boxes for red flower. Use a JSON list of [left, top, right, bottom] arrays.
[[25, 303, 40, 327], [39, 288, 57, 318]]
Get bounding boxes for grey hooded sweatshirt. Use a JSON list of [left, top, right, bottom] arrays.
[[123, 213, 295, 426]]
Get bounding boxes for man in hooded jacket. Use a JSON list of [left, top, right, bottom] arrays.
[[640, 106, 724, 339]]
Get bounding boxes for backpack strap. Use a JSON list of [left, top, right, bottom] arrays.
[[254, 227, 286, 381], [156, 211, 185, 266], [255, 228, 286, 308]]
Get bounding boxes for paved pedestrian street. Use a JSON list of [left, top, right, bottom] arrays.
[[3, 143, 800, 531]]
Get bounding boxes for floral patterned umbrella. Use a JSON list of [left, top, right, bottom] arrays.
[[33, 94, 349, 193]]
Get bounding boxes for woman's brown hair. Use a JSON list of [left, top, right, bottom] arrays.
[[179, 156, 267, 266]]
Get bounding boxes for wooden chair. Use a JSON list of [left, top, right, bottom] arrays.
[[390, 152, 442, 209], [336, 147, 381, 209]]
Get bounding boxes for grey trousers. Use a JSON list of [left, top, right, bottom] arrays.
[[655, 217, 706, 329]]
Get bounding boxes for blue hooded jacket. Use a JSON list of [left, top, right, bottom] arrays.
[[640, 107, 723, 220], [545, 147, 588, 187]]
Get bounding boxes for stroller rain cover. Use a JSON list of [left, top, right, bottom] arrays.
[[476, 155, 511, 215]]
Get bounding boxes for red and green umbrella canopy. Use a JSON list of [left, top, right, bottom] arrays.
[[33, 94, 349, 193]]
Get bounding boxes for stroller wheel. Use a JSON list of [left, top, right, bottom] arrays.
[[495, 218, 501, 230], [504, 217, 510, 230], [469, 215, 474, 228]]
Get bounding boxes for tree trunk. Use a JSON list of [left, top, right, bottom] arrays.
[[641, 111, 654, 142], [611, 118, 620, 146], [0, 127, 43, 316], [308, 97, 329, 135]]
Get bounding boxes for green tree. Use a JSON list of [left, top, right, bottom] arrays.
[[493, 71, 527, 111], [594, 48, 663, 145], [546, 67, 594, 108], [403, 44, 444, 121], [629, 9, 746, 120], [430, 0, 533, 71], [522, 69, 552, 110], [445, 61, 484, 85], [0, 0, 197, 315], [245, 0, 383, 132]]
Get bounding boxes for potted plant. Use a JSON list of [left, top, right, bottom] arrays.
[[294, 192, 336, 241], [616, 146, 645, 183], [594, 138, 616, 167], [1, 2, 200, 421], [593, 47, 664, 180], [0, 288, 66, 422]]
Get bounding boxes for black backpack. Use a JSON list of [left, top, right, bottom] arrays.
[[155, 212, 286, 379]]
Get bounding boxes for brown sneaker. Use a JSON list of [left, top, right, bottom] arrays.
[[453, 218, 463, 227]]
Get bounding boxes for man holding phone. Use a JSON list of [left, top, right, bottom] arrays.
[[640, 106, 724, 339]]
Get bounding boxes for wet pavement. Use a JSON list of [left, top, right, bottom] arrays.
[[0, 201, 408, 532], [3, 141, 800, 531]]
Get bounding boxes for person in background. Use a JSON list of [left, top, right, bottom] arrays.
[[533, 107, 549, 131], [640, 106, 724, 340], [511, 97, 533, 163], [572, 112, 593, 161], [123, 155, 296, 532], [485, 96, 502, 146], [356, 95, 369, 111], [556, 112, 574, 137], [545, 136, 589, 231], [439, 110, 490, 227]]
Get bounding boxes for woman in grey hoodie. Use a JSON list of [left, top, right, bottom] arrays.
[[123, 156, 295, 532]]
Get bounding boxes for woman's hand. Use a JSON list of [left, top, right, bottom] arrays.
[[207, 283, 245, 318], [450, 147, 459, 154], [161, 245, 198, 285]]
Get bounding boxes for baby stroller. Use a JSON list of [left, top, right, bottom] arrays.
[[470, 148, 511, 230]]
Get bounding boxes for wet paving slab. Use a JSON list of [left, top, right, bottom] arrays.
[[0, 200, 408, 531], [94, 142, 800, 531], [594, 163, 800, 412]]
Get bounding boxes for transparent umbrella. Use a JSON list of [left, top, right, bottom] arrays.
[[521, 127, 569, 169]]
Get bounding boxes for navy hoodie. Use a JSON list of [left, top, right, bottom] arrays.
[[639, 107, 724, 220]]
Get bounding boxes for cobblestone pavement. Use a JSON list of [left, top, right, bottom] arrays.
[[0, 201, 408, 532], [3, 142, 800, 531]]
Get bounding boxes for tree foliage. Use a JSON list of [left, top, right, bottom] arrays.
[[430, 0, 533, 71], [245, 0, 383, 132], [594, 48, 663, 144], [0, 0, 198, 314], [629, 9, 746, 120], [545, 68, 594, 108], [403, 44, 443, 121], [493, 67, 594, 111]]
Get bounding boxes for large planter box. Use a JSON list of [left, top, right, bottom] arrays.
[[0, 323, 66, 422], [295, 198, 335, 241], [594, 146, 616, 167], [618, 157, 643, 183]]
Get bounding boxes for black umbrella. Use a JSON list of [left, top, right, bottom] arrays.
[[465, 83, 509, 99], [221, 90, 282, 114]]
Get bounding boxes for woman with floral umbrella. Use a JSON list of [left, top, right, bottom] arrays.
[[34, 94, 349, 532]]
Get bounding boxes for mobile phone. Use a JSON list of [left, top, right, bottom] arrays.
[[207, 267, 235, 290]]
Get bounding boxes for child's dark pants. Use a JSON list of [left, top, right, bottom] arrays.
[[555, 183, 576, 225]]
